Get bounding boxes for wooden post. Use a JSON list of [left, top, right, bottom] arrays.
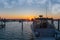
[[58, 19, 59, 31], [22, 21, 23, 33], [52, 19, 53, 24], [21, 20, 24, 39]]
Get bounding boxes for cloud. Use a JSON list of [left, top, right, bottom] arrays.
[[25, 0, 48, 6], [4, 2, 13, 8], [18, 0, 25, 5], [27, 0, 34, 5], [34, 0, 47, 4], [52, 4, 60, 14], [18, 0, 48, 6], [0, 0, 48, 8], [1, 0, 60, 10], [56, 0, 60, 3], [0, 0, 18, 8]]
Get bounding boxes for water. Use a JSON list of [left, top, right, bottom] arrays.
[[0, 21, 60, 40], [0, 22, 33, 40]]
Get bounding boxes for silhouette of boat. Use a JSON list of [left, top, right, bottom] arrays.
[[31, 15, 60, 40]]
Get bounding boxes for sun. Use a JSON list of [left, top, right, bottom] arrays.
[[26, 16, 34, 20]]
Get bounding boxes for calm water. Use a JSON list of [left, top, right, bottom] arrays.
[[0, 21, 60, 40], [0, 22, 33, 40]]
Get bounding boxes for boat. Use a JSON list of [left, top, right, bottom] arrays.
[[0, 21, 5, 28], [31, 15, 60, 40]]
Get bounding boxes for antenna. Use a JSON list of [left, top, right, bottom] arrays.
[[46, 3, 47, 18], [46, 6, 47, 18]]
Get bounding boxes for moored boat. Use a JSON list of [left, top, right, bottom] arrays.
[[31, 15, 60, 40]]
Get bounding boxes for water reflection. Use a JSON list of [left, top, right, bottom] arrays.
[[0, 22, 34, 40], [0, 28, 6, 39], [0, 21, 59, 40]]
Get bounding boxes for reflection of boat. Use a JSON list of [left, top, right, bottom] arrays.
[[0, 21, 5, 28], [31, 15, 60, 40]]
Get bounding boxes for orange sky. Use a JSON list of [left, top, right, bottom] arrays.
[[0, 13, 60, 19], [0, 15, 35, 19], [0, 15, 60, 20]]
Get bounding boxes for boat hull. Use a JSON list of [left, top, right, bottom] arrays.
[[31, 24, 60, 40]]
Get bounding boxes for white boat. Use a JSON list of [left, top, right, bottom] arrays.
[[31, 16, 60, 40], [0, 21, 5, 28]]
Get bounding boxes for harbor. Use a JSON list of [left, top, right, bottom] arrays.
[[0, 0, 60, 40], [0, 18, 60, 40]]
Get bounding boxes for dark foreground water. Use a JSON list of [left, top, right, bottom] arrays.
[[0, 21, 60, 40], [0, 22, 33, 40]]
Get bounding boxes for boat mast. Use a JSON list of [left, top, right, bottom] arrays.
[[46, 2, 47, 18]]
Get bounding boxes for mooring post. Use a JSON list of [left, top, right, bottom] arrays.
[[21, 20, 24, 39], [58, 19, 59, 31], [52, 19, 53, 24], [22, 20, 23, 33]]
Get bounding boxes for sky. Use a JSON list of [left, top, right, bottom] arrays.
[[0, 0, 60, 19]]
